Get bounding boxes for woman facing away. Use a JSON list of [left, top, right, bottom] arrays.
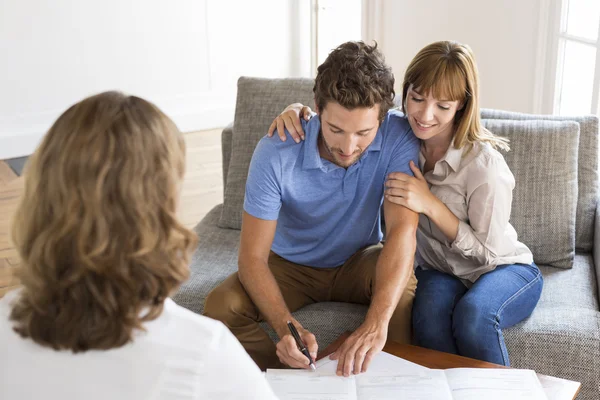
[[268, 41, 543, 366], [0, 92, 278, 400]]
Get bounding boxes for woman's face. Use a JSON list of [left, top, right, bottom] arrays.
[[405, 85, 463, 142]]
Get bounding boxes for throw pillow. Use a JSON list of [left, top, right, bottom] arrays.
[[482, 119, 580, 268]]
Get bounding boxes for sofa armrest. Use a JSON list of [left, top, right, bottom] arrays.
[[221, 122, 233, 192], [595, 199, 600, 299]]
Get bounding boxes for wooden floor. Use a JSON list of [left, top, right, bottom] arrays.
[[0, 128, 223, 298]]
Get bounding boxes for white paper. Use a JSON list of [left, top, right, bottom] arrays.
[[356, 369, 453, 400], [313, 352, 428, 376], [267, 352, 443, 400], [443, 368, 548, 400], [266, 368, 357, 400], [537, 373, 580, 400], [363, 351, 429, 375], [266, 353, 562, 400]]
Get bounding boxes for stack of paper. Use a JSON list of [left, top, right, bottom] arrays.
[[266, 352, 579, 400]]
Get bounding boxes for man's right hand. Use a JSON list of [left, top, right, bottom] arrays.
[[267, 103, 313, 143], [275, 324, 318, 369]]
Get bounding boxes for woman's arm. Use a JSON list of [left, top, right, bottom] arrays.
[[386, 155, 516, 266]]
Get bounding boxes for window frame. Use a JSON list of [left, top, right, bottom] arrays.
[[544, 0, 600, 115]]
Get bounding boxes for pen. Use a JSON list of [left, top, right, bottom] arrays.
[[287, 321, 316, 371]]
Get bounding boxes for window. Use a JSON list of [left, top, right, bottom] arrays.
[[310, 0, 362, 75], [554, 0, 600, 115]]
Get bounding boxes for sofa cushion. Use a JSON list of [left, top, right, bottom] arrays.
[[218, 77, 315, 230], [536, 254, 599, 311], [173, 204, 240, 314], [505, 254, 599, 399], [482, 109, 599, 253], [505, 307, 599, 400], [482, 119, 579, 268]]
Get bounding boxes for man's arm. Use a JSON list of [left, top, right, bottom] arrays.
[[331, 199, 418, 376], [238, 211, 318, 368], [369, 199, 418, 332]]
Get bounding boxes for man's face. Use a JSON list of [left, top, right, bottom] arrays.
[[318, 101, 380, 168]]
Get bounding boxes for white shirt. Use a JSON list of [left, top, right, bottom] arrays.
[[416, 141, 533, 284], [0, 290, 278, 400]]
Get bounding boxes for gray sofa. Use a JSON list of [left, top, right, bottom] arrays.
[[173, 77, 600, 399]]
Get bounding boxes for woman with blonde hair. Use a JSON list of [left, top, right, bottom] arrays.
[[0, 91, 278, 399], [267, 41, 543, 365]]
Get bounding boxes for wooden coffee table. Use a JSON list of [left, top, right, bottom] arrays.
[[318, 333, 581, 400]]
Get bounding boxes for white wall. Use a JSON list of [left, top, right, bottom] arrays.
[[0, 0, 310, 159], [1, 0, 553, 159], [373, 0, 546, 113]]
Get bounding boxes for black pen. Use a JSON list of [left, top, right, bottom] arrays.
[[287, 321, 316, 371]]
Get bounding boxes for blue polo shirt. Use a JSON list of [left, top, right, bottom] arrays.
[[244, 109, 419, 268]]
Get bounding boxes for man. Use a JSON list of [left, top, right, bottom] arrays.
[[204, 41, 420, 377]]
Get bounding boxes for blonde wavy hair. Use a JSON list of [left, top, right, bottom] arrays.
[[401, 41, 509, 151], [10, 91, 198, 352]]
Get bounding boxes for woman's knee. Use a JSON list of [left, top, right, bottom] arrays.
[[412, 297, 450, 339], [412, 280, 462, 329], [452, 297, 496, 344]]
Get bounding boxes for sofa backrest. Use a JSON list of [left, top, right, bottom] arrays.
[[481, 109, 599, 252], [219, 77, 315, 230], [221, 122, 233, 191], [220, 78, 598, 255]]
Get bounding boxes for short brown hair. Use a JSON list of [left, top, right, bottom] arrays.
[[10, 91, 198, 352], [314, 41, 395, 121]]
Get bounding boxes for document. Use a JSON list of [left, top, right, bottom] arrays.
[[443, 368, 547, 400], [536, 373, 581, 400], [355, 370, 454, 399], [266, 369, 357, 400], [313, 351, 428, 375], [266, 353, 549, 400]]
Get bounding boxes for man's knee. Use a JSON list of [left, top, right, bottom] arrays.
[[203, 274, 257, 324]]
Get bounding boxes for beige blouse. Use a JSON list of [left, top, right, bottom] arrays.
[[416, 141, 533, 284]]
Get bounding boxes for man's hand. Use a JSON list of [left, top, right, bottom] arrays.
[[275, 324, 318, 369], [329, 322, 387, 376]]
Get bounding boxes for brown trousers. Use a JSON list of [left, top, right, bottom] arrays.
[[203, 243, 417, 370]]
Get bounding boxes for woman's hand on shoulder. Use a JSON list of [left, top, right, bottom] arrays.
[[267, 103, 313, 143]]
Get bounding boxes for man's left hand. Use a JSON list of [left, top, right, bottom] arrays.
[[329, 322, 387, 376]]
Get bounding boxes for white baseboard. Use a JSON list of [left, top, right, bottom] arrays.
[[0, 93, 236, 160]]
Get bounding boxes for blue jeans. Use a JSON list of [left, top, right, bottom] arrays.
[[412, 263, 543, 366]]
